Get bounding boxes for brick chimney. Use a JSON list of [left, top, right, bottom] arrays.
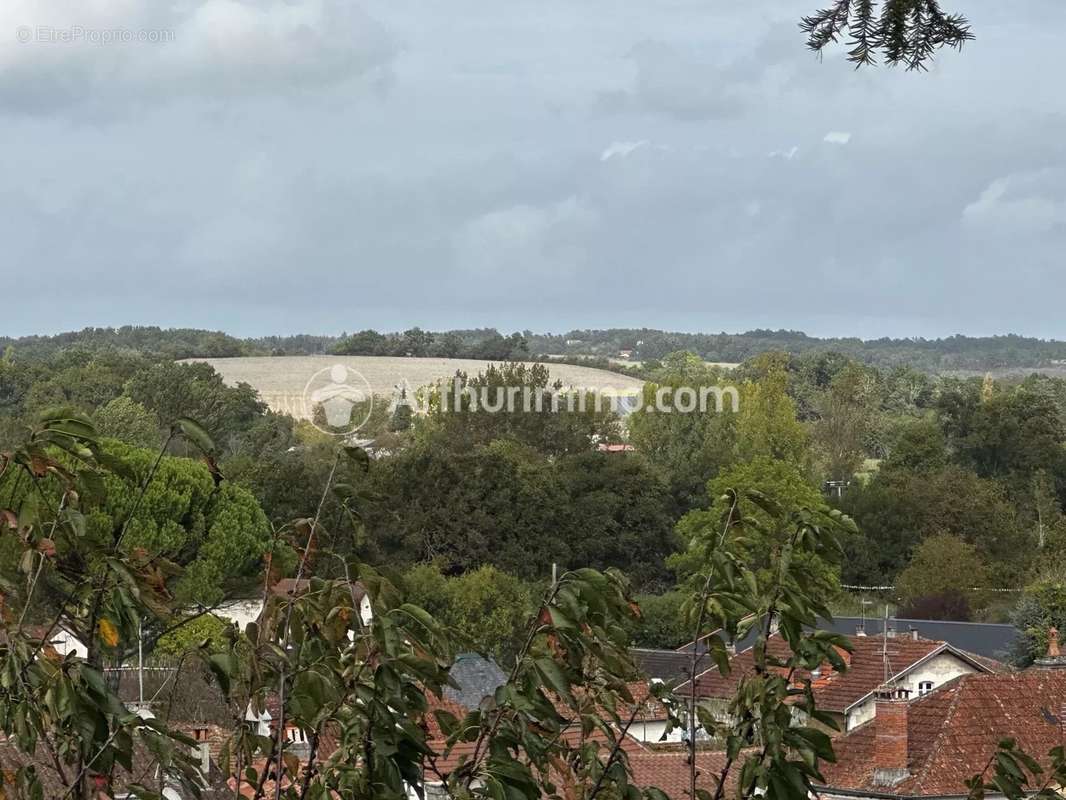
[[1034, 627, 1066, 669], [872, 692, 910, 787]]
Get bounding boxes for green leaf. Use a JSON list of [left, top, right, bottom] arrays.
[[206, 652, 235, 698], [171, 417, 215, 455], [343, 445, 371, 473], [433, 709, 460, 737], [535, 657, 575, 707]]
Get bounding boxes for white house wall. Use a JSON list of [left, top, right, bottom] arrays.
[[214, 599, 264, 631], [214, 594, 373, 631], [627, 719, 684, 744], [845, 652, 979, 730]]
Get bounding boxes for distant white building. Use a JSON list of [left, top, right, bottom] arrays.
[[213, 579, 373, 633]]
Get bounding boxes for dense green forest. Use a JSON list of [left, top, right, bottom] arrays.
[[4, 329, 1066, 664], [7, 325, 1066, 371]]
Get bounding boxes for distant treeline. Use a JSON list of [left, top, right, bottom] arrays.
[[533, 329, 1066, 371], [5, 325, 1066, 371]]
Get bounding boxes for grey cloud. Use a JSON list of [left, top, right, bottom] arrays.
[[455, 196, 601, 281], [597, 40, 748, 121], [963, 169, 1066, 236], [0, 0, 395, 116], [3, 0, 1066, 339]]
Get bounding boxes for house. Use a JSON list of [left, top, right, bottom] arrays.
[[681, 630, 1002, 733], [622, 680, 679, 744], [628, 648, 697, 744], [214, 579, 373, 633], [12, 625, 90, 660], [0, 715, 231, 799], [817, 667, 1066, 796], [596, 441, 635, 454], [269, 578, 373, 628]]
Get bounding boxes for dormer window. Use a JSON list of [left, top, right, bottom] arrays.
[[918, 681, 934, 696]]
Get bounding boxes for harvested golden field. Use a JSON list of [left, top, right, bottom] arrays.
[[185, 356, 645, 420]]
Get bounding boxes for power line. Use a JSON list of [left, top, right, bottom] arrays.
[[840, 583, 1021, 593]]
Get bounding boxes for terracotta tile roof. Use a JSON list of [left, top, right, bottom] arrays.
[[624, 680, 670, 721], [819, 670, 1066, 796], [228, 758, 340, 798], [1, 735, 230, 799], [422, 692, 470, 741], [814, 636, 951, 713], [679, 634, 819, 700], [627, 749, 748, 798], [682, 633, 983, 714], [0, 739, 67, 797], [424, 715, 649, 780], [958, 649, 1010, 674]]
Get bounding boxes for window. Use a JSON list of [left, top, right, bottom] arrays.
[[918, 681, 934, 696], [286, 725, 307, 744]]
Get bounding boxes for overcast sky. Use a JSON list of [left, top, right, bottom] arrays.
[[3, 0, 1065, 340]]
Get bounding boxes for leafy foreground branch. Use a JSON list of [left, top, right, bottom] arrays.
[[1, 412, 1064, 799]]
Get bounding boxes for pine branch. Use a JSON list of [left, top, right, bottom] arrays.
[[801, 0, 972, 68]]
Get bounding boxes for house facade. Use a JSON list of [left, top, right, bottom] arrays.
[[681, 630, 1000, 734], [817, 668, 1066, 797]]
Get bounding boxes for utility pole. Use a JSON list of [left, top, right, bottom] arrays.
[[859, 596, 873, 634], [138, 618, 144, 708], [882, 604, 889, 686]]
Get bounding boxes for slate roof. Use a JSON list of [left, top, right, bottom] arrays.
[[631, 648, 698, 685], [823, 617, 1018, 662], [443, 653, 507, 708], [110, 663, 230, 726], [681, 633, 995, 714], [818, 670, 1066, 796], [682, 617, 1019, 661]]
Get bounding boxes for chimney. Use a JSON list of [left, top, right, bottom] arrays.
[[886, 625, 897, 639], [872, 691, 910, 787], [199, 743, 211, 776], [855, 624, 867, 637], [909, 626, 919, 641], [1034, 627, 1066, 669]]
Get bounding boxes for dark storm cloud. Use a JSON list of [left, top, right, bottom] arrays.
[[2, 0, 1066, 338]]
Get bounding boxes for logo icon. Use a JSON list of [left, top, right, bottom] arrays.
[[303, 364, 374, 436]]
